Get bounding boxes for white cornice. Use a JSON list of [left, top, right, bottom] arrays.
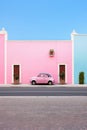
[[73, 34, 87, 36], [71, 29, 87, 37], [0, 28, 8, 40], [0, 28, 7, 34], [71, 29, 78, 40]]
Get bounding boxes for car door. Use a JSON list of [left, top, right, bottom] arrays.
[[37, 74, 45, 84], [44, 74, 49, 84]]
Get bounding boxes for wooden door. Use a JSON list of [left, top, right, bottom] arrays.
[[59, 65, 65, 84], [13, 65, 20, 84]]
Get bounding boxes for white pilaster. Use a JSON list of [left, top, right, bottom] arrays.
[[71, 29, 77, 85], [0, 28, 8, 84]]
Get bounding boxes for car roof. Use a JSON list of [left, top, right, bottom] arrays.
[[39, 73, 52, 77]]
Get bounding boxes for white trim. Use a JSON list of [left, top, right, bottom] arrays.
[[72, 34, 87, 36], [12, 64, 21, 84], [4, 28, 8, 84], [58, 64, 67, 84], [71, 32, 74, 84], [0, 28, 7, 35], [71, 30, 87, 36], [0, 27, 8, 84]]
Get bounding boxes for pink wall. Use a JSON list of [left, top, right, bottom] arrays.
[[7, 40, 72, 84], [0, 34, 5, 84]]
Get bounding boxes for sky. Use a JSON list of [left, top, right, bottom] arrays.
[[0, 0, 87, 40]]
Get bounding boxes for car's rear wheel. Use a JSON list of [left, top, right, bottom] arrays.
[[32, 81, 36, 85], [48, 81, 52, 85]]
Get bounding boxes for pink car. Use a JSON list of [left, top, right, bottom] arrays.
[[31, 73, 55, 85]]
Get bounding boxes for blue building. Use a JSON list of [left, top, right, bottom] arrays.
[[72, 30, 87, 84]]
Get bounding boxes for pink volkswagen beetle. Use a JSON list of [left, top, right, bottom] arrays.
[[31, 73, 55, 85]]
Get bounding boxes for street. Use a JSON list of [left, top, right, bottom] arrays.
[[0, 86, 87, 96], [0, 96, 87, 130]]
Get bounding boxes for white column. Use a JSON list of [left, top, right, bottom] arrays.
[[2, 28, 8, 84], [71, 29, 77, 84]]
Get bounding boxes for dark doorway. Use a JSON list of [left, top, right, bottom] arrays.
[[59, 65, 65, 84], [13, 65, 20, 84]]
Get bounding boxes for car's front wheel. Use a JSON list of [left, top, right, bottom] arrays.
[[32, 81, 36, 85], [48, 81, 53, 85]]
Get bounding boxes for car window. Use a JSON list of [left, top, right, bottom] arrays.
[[38, 73, 51, 77], [37, 74, 41, 77], [41, 74, 44, 77], [44, 74, 48, 78], [48, 74, 51, 77], [38, 74, 44, 77]]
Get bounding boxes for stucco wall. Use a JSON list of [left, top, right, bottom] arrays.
[[74, 35, 87, 84], [7, 40, 72, 84]]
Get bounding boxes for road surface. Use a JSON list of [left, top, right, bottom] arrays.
[[0, 96, 87, 130], [0, 86, 87, 96]]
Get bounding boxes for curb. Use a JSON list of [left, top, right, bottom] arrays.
[[0, 84, 87, 87]]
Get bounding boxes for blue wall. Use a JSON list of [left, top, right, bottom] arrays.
[[74, 35, 87, 84]]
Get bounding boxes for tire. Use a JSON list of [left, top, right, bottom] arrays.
[[32, 81, 36, 85], [48, 81, 52, 85]]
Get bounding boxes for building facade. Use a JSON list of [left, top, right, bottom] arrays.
[[0, 28, 73, 85], [72, 31, 87, 84]]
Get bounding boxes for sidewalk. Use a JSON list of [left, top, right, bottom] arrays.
[[0, 84, 87, 87]]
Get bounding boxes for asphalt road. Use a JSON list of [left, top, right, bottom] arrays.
[[0, 96, 87, 130], [0, 85, 87, 96]]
